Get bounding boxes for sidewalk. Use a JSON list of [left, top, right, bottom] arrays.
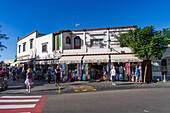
[[1, 77, 170, 95]]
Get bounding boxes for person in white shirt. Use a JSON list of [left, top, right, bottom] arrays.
[[110, 66, 116, 85]]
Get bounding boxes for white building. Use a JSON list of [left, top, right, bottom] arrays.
[[152, 47, 170, 81], [17, 30, 46, 70], [19, 25, 168, 82]]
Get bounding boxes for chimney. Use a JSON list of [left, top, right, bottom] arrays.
[[17, 36, 20, 41]]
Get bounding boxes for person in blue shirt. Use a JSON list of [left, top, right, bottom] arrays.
[[135, 65, 140, 83], [47, 67, 52, 84]]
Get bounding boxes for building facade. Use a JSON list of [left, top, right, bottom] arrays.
[[18, 25, 167, 82]]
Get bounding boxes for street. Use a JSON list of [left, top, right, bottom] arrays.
[[43, 88, 170, 113]]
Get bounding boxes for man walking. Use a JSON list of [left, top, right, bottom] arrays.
[[55, 66, 61, 86], [47, 67, 52, 84]]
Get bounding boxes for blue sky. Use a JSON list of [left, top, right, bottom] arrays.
[[0, 0, 170, 61]]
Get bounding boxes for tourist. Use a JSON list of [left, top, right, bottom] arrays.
[[135, 65, 140, 83], [47, 67, 52, 84], [110, 66, 116, 85], [55, 66, 61, 86], [36, 68, 41, 82], [25, 68, 32, 93], [12, 68, 17, 81]]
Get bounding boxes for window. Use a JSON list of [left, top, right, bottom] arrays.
[[19, 45, 21, 53], [66, 36, 71, 44], [23, 43, 26, 52], [91, 39, 103, 46], [30, 39, 33, 49], [75, 36, 81, 46], [42, 43, 47, 52]]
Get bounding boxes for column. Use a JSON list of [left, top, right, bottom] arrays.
[[83, 32, 87, 52], [106, 30, 110, 49]]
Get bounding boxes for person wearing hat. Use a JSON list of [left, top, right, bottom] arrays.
[[47, 67, 52, 84], [110, 66, 116, 85]]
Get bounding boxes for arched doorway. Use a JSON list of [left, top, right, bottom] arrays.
[[74, 36, 81, 49]]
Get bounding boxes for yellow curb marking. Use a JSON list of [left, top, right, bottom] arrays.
[[58, 87, 61, 93], [73, 86, 97, 92]]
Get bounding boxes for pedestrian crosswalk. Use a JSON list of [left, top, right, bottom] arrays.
[[0, 95, 48, 113]]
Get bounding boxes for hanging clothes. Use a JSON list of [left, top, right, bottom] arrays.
[[119, 67, 124, 80], [126, 62, 131, 75], [139, 66, 142, 82], [124, 67, 128, 81]]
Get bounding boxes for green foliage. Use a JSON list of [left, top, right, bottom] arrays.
[[0, 25, 9, 51], [116, 26, 170, 60]]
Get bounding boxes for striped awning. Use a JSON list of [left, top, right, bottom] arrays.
[[83, 55, 109, 63], [111, 54, 143, 62], [59, 56, 83, 64]]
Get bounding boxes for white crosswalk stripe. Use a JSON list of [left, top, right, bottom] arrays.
[[0, 95, 46, 112], [0, 99, 39, 102], [0, 96, 42, 98], [0, 104, 36, 109]]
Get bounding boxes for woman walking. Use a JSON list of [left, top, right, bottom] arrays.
[[25, 68, 32, 93], [135, 65, 140, 83], [110, 66, 116, 85]]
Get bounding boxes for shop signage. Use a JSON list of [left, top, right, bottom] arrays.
[[152, 61, 161, 72]]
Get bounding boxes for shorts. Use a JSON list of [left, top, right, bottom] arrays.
[[136, 76, 139, 80], [25, 79, 31, 86], [56, 75, 60, 82], [112, 76, 115, 82]]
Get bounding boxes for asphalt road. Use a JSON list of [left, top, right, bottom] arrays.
[[43, 88, 170, 113]]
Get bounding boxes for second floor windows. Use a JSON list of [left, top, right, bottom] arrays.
[[23, 43, 26, 52], [42, 43, 48, 52], [30, 39, 33, 49], [91, 39, 103, 46], [66, 36, 71, 44]]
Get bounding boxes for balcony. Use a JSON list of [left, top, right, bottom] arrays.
[[63, 49, 85, 55]]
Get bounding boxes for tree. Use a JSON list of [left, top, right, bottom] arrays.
[[116, 26, 170, 83], [0, 25, 9, 54]]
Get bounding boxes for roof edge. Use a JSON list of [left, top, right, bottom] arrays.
[[17, 30, 38, 42], [53, 30, 71, 35], [72, 25, 138, 32]]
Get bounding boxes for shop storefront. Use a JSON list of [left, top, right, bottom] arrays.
[[57, 54, 143, 82]]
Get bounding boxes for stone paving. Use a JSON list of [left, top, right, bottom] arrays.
[[1, 76, 170, 95]]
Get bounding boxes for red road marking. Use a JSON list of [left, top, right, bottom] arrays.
[[0, 95, 48, 113]]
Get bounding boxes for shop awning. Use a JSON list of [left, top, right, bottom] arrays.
[[111, 54, 143, 62], [59, 56, 83, 64], [83, 55, 109, 63], [19, 60, 31, 64], [10, 60, 31, 66]]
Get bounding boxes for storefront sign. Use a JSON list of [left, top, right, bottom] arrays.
[[152, 61, 161, 72]]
